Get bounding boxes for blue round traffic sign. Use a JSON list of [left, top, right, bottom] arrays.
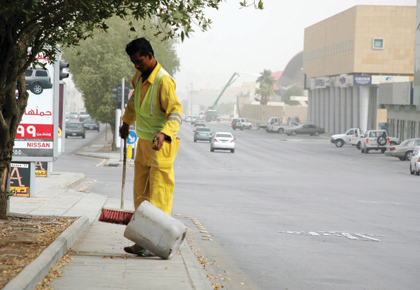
[[127, 130, 138, 145]]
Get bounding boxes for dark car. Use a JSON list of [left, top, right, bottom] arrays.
[[285, 124, 325, 136], [83, 119, 100, 132], [65, 122, 86, 138], [25, 68, 53, 95]]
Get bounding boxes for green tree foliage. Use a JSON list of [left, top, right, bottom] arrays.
[[282, 85, 304, 105], [0, 0, 263, 218], [63, 17, 180, 150], [255, 69, 275, 105]]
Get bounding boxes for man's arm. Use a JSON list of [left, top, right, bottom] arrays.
[[154, 75, 182, 150]]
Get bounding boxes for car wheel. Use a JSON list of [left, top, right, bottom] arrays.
[[194, 139, 197, 142], [314, 131, 319, 136], [357, 142, 362, 150], [31, 83, 43, 94], [65, 135, 68, 138], [410, 164, 414, 175], [82, 134, 86, 139], [416, 170, 420, 176], [291, 131, 297, 136], [365, 148, 369, 154], [210, 147, 214, 152], [399, 157, 407, 161], [377, 136, 387, 146], [335, 139, 344, 147], [361, 147, 365, 153], [405, 151, 413, 161], [278, 128, 284, 134], [231, 149, 235, 153], [381, 149, 386, 153]]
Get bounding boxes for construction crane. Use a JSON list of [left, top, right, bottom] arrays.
[[205, 72, 240, 122]]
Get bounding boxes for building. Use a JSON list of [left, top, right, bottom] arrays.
[[303, 5, 416, 134]]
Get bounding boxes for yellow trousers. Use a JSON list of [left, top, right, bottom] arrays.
[[133, 138, 180, 215]]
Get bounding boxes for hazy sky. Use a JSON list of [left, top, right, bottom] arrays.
[[173, 0, 416, 101]]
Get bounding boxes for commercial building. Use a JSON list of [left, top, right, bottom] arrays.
[[303, 5, 416, 135]]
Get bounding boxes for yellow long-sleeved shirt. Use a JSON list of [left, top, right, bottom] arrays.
[[122, 61, 183, 141]]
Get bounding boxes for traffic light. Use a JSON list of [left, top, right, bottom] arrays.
[[59, 61, 69, 80], [112, 83, 130, 108], [112, 84, 122, 107]]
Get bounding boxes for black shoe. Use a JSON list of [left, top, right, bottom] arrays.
[[124, 244, 144, 254]]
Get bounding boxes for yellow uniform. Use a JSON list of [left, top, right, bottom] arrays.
[[122, 62, 182, 214]]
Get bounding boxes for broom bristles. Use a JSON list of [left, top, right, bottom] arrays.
[[98, 207, 134, 225]]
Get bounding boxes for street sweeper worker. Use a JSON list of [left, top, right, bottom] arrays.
[[119, 37, 182, 255]]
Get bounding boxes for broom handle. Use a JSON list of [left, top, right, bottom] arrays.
[[121, 137, 127, 209]]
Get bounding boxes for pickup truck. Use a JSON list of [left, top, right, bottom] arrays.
[[266, 121, 300, 134], [331, 128, 365, 148], [257, 117, 281, 130]]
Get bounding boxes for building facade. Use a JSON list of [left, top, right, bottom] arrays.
[[303, 5, 416, 134]]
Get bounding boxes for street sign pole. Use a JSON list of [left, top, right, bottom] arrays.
[[120, 78, 125, 161]]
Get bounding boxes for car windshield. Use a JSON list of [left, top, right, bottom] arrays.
[[67, 123, 82, 128], [197, 128, 210, 132], [216, 133, 232, 138]]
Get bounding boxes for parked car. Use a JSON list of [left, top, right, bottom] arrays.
[[285, 124, 325, 136], [83, 119, 100, 132], [232, 118, 252, 130], [360, 130, 389, 154], [409, 146, 420, 175], [25, 68, 53, 95], [385, 138, 420, 161], [210, 132, 235, 153], [65, 122, 86, 138], [194, 127, 213, 142]]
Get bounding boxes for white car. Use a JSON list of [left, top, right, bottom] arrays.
[[210, 132, 235, 153], [409, 146, 420, 175]]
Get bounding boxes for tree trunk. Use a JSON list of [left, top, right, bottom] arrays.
[[0, 72, 29, 219]]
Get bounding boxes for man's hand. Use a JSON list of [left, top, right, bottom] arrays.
[[153, 132, 166, 151], [119, 122, 130, 139]]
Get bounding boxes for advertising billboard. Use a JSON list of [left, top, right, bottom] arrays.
[[10, 162, 32, 197], [12, 56, 55, 161]]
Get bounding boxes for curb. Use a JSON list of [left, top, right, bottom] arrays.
[[3, 216, 89, 290], [179, 240, 213, 290]]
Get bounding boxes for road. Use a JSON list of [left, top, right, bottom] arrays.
[[55, 121, 420, 290], [173, 122, 420, 290]]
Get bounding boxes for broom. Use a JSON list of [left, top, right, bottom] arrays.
[[99, 138, 134, 225]]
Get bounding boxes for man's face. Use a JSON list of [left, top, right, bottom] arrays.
[[130, 51, 154, 73]]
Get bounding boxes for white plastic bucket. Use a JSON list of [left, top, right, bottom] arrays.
[[124, 201, 187, 260]]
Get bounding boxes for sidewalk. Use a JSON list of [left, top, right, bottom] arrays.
[[7, 132, 212, 290]]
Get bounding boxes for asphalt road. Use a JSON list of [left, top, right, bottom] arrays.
[[55, 121, 420, 289], [173, 122, 420, 290]]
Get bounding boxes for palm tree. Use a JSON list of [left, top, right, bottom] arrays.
[[255, 69, 275, 105]]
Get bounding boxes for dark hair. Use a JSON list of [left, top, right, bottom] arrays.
[[125, 37, 154, 57]]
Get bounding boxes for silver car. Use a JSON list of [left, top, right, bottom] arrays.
[[409, 146, 420, 175], [385, 138, 420, 161], [210, 132, 235, 153]]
